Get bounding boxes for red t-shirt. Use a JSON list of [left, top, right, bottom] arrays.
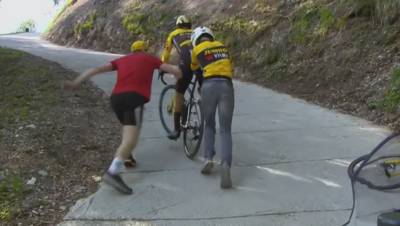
[[111, 53, 162, 102]]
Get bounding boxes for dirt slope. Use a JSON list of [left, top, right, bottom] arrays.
[[0, 47, 118, 225], [47, 0, 400, 130]]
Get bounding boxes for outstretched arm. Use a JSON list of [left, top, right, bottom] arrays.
[[63, 63, 113, 90], [160, 63, 182, 80]]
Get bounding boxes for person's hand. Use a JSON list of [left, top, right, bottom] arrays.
[[63, 80, 80, 91]]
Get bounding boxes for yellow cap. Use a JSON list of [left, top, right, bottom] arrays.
[[130, 40, 148, 52]]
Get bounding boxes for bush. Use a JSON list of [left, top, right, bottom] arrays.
[[380, 67, 400, 112], [350, 0, 376, 17], [0, 47, 26, 65], [0, 47, 58, 124], [289, 4, 336, 44], [75, 13, 96, 35], [211, 16, 266, 42], [343, 0, 400, 24], [375, 0, 400, 24], [268, 60, 287, 82], [290, 5, 318, 43], [318, 7, 335, 35], [0, 174, 24, 221], [46, 0, 76, 34], [122, 13, 147, 35], [121, 3, 176, 41], [17, 20, 36, 33]]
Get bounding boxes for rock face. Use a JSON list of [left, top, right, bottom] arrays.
[[47, 0, 400, 130], [47, 0, 129, 52]]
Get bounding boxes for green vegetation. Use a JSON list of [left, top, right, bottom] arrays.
[[221, 16, 265, 34], [122, 0, 145, 34], [375, 0, 400, 24], [0, 174, 25, 221], [346, 0, 376, 17], [381, 29, 400, 46], [0, 47, 60, 125], [317, 7, 335, 36], [335, 16, 348, 30], [289, 4, 336, 44], [121, 3, 176, 41], [253, 1, 272, 14], [45, 0, 77, 34], [125, 0, 143, 11], [0, 47, 26, 64], [211, 16, 268, 45], [210, 15, 276, 69], [122, 12, 147, 35], [268, 60, 287, 82], [75, 13, 97, 35], [341, 0, 400, 24], [289, 5, 318, 44], [257, 44, 286, 68], [264, 46, 281, 65], [379, 67, 400, 112], [17, 20, 36, 32]]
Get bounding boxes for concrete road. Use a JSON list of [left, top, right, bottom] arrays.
[[0, 33, 391, 226]]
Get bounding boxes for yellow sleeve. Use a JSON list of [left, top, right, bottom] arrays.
[[191, 49, 200, 71], [229, 52, 234, 69], [161, 33, 173, 63]]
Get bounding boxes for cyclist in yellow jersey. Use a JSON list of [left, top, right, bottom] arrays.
[[191, 26, 234, 189], [161, 15, 200, 140]]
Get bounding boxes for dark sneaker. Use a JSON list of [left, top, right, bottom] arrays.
[[124, 156, 137, 168], [220, 163, 232, 189], [201, 160, 214, 175], [103, 172, 133, 195], [167, 130, 180, 140]]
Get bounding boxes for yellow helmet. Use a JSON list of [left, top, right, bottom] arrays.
[[130, 40, 148, 52], [176, 15, 191, 25]]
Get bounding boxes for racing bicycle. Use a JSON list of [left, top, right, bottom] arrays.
[[158, 71, 203, 159]]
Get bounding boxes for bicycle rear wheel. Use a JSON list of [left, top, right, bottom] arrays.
[[183, 100, 203, 159], [159, 84, 176, 134]]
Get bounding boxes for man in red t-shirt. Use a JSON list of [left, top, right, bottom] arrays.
[[64, 41, 182, 194]]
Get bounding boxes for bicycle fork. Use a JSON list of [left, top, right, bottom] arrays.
[[181, 99, 201, 131], [180, 102, 190, 129]]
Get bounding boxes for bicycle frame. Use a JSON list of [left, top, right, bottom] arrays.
[[181, 76, 199, 129], [158, 71, 204, 159], [159, 71, 201, 130]]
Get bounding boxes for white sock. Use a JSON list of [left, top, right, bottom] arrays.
[[107, 157, 126, 175]]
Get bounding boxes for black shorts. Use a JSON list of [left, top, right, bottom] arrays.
[[176, 61, 193, 93], [110, 92, 145, 126]]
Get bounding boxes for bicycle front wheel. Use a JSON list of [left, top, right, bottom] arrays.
[[159, 84, 176, 134], [183, 100, 203, 159]]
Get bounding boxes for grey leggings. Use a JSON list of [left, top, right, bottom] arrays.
[[201, 79, 234, 166]]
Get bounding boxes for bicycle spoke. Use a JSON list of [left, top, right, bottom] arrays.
[[183, 101, 203, 159]]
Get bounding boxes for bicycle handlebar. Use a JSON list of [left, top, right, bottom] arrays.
[[158, 71, 167, 85]]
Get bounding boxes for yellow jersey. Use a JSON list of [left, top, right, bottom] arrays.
[[191, 40, 233, 79], [161, 28, 192, 63]]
